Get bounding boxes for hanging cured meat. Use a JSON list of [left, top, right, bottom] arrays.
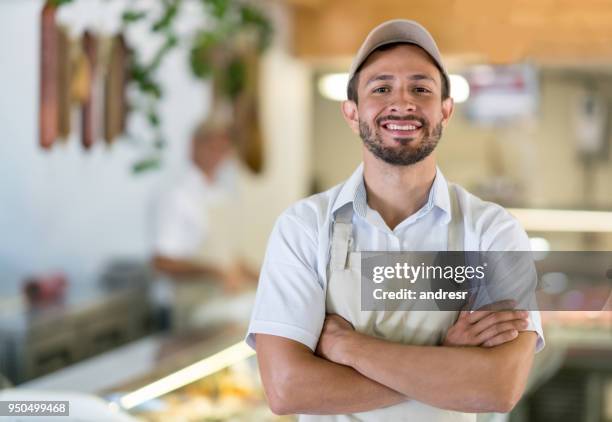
[[71, 46, 90, 105], [81, 30, 97, 149], [39, 2, 59, 149], [56, 26, 72, 140], [104, 34, 129, 144], [233, 50, 264, 174]]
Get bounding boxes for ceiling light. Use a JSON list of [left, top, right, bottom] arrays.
[[449, 74, 470, 103], [318, 73, 349, 101]]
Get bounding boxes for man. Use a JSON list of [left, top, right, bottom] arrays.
[[153, 121, 256, 291], [246, 20, 544, 420]]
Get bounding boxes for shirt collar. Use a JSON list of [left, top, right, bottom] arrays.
[[331, 164, 452, 225]]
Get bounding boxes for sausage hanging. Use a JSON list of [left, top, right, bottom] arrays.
[[39, 1, 59, 149]]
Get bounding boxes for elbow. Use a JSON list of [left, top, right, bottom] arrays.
[[470, 388, 519, 414], [266, 386, 294, 416], [267, 395, 291, 416], [262, 367, 299, 415], [465, 364, 526, 413], [487, 380, 525, 413], [481, 347, 532, 413], [491, 397, 518, 414]]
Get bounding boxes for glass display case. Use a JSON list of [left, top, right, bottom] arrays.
[[121, 355, 292, 421], [99, 323, 294, 422]]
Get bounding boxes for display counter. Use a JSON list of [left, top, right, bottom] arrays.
[[19, 285, 290, 421], [105, 323, 292, 422], [14, 287, 612, 421]]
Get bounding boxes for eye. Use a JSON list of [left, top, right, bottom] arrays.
[[414, 86, 432, 94], [372, 86, 390, 94]]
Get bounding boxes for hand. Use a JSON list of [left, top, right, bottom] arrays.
[[316, 314, 356, 366], [221, 264, 248, 294], [220, 260, 262, 293], [443, 299, 530, 348], [238, 261, 260, 284]]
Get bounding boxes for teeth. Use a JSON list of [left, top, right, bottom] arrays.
[[386, 123, 418, 130]]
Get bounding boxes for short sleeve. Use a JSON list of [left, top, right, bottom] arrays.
[[526, 310, 545, 353], [477, 205, 546, 353], [246, 212, 325, 351]]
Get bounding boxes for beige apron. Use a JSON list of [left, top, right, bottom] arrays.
[[302, 183, 476, 422]]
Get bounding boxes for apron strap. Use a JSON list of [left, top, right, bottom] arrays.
[[447, 183, 465, 252], [330, 205, 354, 271], [330, 183, 464, 271], [434, 183, 470, 311]]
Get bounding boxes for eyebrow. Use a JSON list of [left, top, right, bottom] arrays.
[[365, 74, 437, 86]]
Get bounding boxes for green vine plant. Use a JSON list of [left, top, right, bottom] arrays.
[[49, 0, 272, 173]]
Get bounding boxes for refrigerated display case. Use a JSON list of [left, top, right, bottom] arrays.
[[117, 354, 292, 421], [103, 323, 294, 422]]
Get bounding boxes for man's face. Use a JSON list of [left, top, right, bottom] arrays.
[[342, 44, 453, 166], [193, 131, 232, 174]]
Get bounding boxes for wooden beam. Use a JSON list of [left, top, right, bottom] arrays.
[[291, 0, 612, 64], [282, 0, 324, 10]]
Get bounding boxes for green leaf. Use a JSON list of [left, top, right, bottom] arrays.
[[132, 157, 161, 174], [240, 5, 273, 51], [225, 58, 245, 99], [48, 0, 75, 7], [189, 48, 212, 78], [189, 32, 217, 79], [148, 33, 179, 71], [129, 60, 163, 99], [201, 0, 229, 19], [122, 10, 147, 23], [152, 0, 180, 32], [147, 111, 160, 127], [154, 138, 166, 149], [194, 30, 218, 49]]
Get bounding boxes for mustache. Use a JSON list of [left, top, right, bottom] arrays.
[[376, 114, 428, 127]]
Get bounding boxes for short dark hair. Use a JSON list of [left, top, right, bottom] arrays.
[[346, 43, 450, 104]]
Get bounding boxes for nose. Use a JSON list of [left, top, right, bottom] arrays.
[[389, 90, 417, 113]]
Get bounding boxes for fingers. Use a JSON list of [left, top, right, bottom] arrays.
[[465, 300, 518, 324], [460, 292, 477, 313], [457, 293, 476, 321], [475, 318, 529, 344], [482, 329, 519, 347], [470, 310, 529, 335]]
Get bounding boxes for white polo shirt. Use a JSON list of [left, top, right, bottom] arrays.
[[246, 164, 545, 352]]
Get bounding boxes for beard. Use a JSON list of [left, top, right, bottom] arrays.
[[359, 114, 443, 166]]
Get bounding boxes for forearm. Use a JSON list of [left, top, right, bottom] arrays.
[[152, 255, 221, 279], [345, 332, 536, 413], [256, 334, 406, 415]]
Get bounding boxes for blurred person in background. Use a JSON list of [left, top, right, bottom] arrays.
[[152, 121, 257, 293]]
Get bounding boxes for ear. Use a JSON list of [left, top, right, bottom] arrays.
[[441, 97, 454, 128], [341, 100, 360, 135]]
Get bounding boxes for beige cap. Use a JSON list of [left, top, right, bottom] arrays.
[[348, 19, 449, 96]]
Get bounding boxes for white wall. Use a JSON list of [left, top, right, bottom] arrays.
[[0, 0, 311, 291]]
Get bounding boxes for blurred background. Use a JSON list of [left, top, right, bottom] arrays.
[[0, 0, 611, 421]]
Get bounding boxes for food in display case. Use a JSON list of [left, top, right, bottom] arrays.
[[126, 356, 294, 422]]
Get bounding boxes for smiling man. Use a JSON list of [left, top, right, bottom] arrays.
[[246, 20, 544, 421]]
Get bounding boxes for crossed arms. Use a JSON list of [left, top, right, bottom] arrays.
[[256, 307, 537, 415]]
